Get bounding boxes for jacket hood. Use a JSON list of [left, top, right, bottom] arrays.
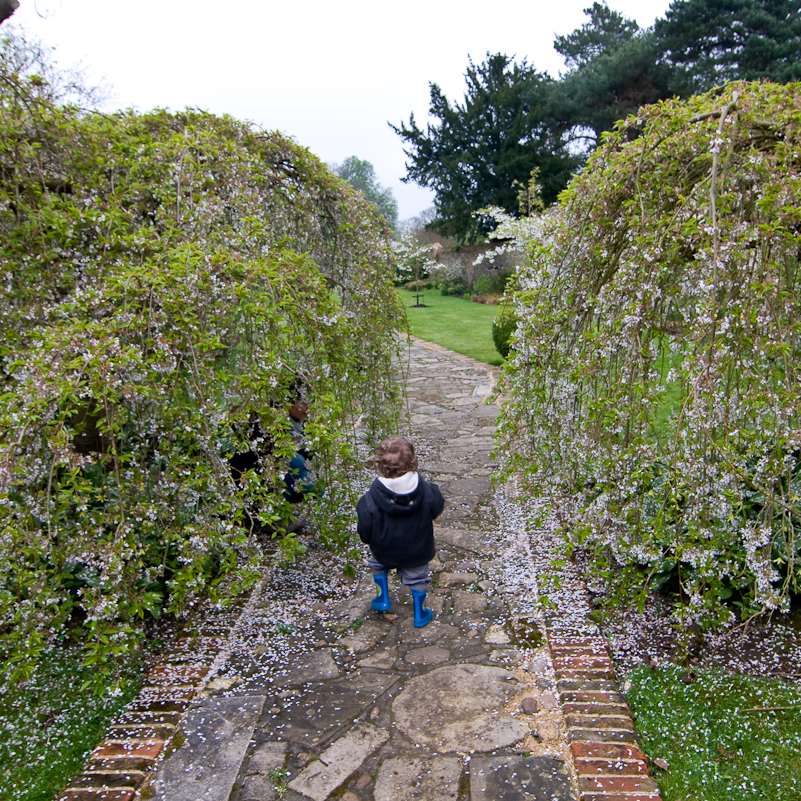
[[378, 471, 419, 494], [368, 477, 426, 516]]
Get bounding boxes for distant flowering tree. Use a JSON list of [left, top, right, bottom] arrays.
[[497, 81, 801, 630], [391, 231, 438, 286], [0, 31, 404, 680]]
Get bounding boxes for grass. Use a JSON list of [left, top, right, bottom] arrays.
[[0, 645, 143, 801], [398, 289, 503, 366], [627, 664, 801, 800]]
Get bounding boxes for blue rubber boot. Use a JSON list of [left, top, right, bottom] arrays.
[[412, 587, 434, 628], [371, 570, 391, 612]]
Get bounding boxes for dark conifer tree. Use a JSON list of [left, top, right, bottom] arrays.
[[655, 0, 801, 93], [391, 54, 578, 242]]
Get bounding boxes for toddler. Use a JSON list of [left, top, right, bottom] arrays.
[[356, 436, 444, 627]]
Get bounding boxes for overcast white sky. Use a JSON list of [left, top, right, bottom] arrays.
[[8, 0, 673, 220]]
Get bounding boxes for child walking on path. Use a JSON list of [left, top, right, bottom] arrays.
[[356, 436, 444, 627]]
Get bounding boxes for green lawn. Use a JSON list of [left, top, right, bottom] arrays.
[[398, 289, 503, 366], [0, 647, 143, 801], [627, 664, 801, 801]]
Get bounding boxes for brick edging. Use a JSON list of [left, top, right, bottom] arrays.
[[56, 640, 224, 801], [547, 635, 663, 801], [54, 561, 272, 800]]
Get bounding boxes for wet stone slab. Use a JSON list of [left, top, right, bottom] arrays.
[[239, 773, 282, 801], [398, 618, 460, 645], [392, 664, 528, 753], [402, 645, 450, 665], [374, 757, 463, 801], [452, 590, 488, 613], [150, 696, 265, 801], [469, 755, 573, 801], [279, 650, 341, 686], [357, 646, 398, 669], [258, 672, 396, 746], [339, 619, 391, 653], [247, 740, 289, 774], [439, 571, 480, 587], [445, 477, 494, 495], [434, 526, 496, 554], [447, 641, 492, 661], [230, 649, 341, 693], [239, 741, 288, 801], [287, 723, 389, 801], [437, 501, 481, 523]]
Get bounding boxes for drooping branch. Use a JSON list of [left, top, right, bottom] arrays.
[[498, 81, 801, 629], [0, 0, 19, 25]]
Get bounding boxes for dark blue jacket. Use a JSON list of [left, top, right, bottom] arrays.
[[356, 477, 444, 569]]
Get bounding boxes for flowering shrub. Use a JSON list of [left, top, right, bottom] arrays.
[[0, 32, 403, 679], [497, 82, 801, 629], [391, 230, 438, 285]]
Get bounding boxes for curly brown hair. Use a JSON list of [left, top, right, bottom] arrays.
[[375, 436, 419, 478]]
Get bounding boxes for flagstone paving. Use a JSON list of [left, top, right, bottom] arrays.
[[61, 336, 660, 801], [150, 337, 574, 801]]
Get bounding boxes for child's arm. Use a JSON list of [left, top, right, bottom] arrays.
[[428, 482, 445, 520], [356, 494, 373, 543]]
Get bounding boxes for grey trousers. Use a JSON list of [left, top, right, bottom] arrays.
[[367, 554, 431, 589]]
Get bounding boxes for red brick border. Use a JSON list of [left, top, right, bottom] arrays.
[[50, 574, 258, 801], [548, 635, 662, 801], [55, 663, 211, 801]]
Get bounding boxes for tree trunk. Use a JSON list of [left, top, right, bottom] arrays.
[[0, 0, 20, 25]]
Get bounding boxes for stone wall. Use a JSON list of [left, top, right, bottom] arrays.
[[431, 241, 521, 286]]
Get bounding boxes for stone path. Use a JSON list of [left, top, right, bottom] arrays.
[[59, 337, 661, 801]]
